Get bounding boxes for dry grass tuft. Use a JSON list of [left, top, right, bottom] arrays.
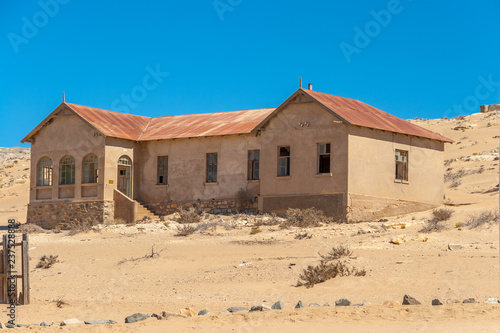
[[280, 208, 329, 228], [296, 245, 365, 288], [36, 255, 59, 269], [432, 208, 454, 221], [55, 297, 69, 308], [465, 209, 499, 229], [118, 244, 167, 264], [419, 219, 447, 233], [295, 232, 312, 240], [177, 207, 202, 224], [67, 218, 95, 235], [17, 223, 48, 234], [175, 225, 197, 237], [250, 227, 262, 235]]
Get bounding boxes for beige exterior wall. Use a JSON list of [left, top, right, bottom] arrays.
[[347, 126, 445, 221], [103, 137, 137, 200], [28, 110, 106, 203]]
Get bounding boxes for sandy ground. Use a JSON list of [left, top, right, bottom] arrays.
[[0, 111, 498, 332]]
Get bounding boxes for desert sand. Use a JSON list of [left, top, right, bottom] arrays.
[[0, 111, 498, 332]]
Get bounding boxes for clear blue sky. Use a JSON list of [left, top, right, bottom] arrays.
[[1, 0, 499, 147]]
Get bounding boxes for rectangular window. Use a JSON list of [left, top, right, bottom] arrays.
[[206, 153, 218, 183], [247, 150, 260, 180], [395, 149, 408, 181], [40, 166, 53, 186], [318, 143, 331, 174], [157, 156, 168, 185], [278, 146, 290, 177]]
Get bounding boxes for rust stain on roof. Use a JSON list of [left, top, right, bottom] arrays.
[[302, 89, 453, 143]]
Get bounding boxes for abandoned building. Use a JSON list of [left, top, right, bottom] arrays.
[[22, 87, 452, 228]]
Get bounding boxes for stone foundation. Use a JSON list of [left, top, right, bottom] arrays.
[[27, 200, 114, 229], [145, 199, 257, 216]]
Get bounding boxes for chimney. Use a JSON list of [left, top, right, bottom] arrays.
[[308, 83, 313, 90]]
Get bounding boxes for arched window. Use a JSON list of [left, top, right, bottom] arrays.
[[82, 154, 98, 183], [60, 155, 75, 185], [118, 156, 132, 166], [37, 157, 53, 186]]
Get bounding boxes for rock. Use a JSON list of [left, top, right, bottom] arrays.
[[416, 234, 428, 242], [162, 311, 186, 319], [5, 323, 15, 328], [383, 300, 399, 307], [432, 299, 443, 306], [179, 307, 195, 317], [323, 302, 331, 307], [446, 298, 460, 304], [485, 298, 499, 304], [40, 322, 49, 326], [463, 298, 478, 304], [295, 301, 305, 309], [335, 298, 351, 306], [308, 303, 321, 307], [227, 306, 248, 313], [391, 235, 406, 245], [271, 301, 283, 310], [60, 318, 83, 326], [198, 309, 209, 316], [84, 320, 117, 325], [448, 244, 462, 251], [17, 324, 27, 327], [249, 304, 271, 312], [125, 313, 149, 323], [402, 295, 421, 305]]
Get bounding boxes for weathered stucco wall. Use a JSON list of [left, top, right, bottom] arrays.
[[29, 107, 105, 204], [103, 138, 136, 200], [347, 126, 445, 221], [258, 95, 349, 215], [113, 189, 136, 223]]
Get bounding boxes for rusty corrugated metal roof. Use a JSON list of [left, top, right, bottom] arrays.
[[302, 89, 453, 142]]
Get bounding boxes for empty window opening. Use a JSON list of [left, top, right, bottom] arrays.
[[206, 153, 218, 183], [318, 143, 331, 174], [248, 150, 260, 180], [278, 146, 290, 177], [37, 157, 53, 186], [395, 149, 408, 181], [157, 156, 168, 185]]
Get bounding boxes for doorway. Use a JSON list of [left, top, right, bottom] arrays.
[[117, 156, 132, 197]]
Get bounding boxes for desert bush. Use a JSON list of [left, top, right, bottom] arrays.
[[36, 255, 58, 269], [177, 207, 201, 224], [465, 209, 499, 229], [67, 218, 95, 235], [419, 219, 447, 233], [197, 220, 237, 232], [432, 208, 454, 221], [280, 208, 329, 228], [18, 223, 47, 234], [175, 225, 196, 237], [254, 213, 281, 227], [250, 227, 262, 235], [55, 297, 69, 308], [296, 245, 365, 288], [118, 244, 167, 264], [295, 232, 312, 240], [449, 179, 461, 188]]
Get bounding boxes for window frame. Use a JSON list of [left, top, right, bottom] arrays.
[[59, 155, 75, 185], [82, 153, 98, 184], [317, 143, 331, 174], [247, 150, 260, 181], [206, 153, 218, 183], [277, 146, 290, 177], [37, 156, 53, 186], [157, 156, 168, 185], [395, 149, 409, 182]]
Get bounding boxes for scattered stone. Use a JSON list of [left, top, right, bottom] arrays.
[[383, 300, 399, 307], [227, 306, 248, 313], [323, 302, 331, 307], [390, 235, 406, 245], [402, 295, 421, 305], [179, 307, 195, 317], [60, 318, 83, 326], [463, 298, 478, 304], [84, 320, 117, 325], [446, 298, 460, 304], [416, 234, 428, 242], [335, 298, 351, 306], [295, 301, 305, 309], [17, 324, 27, 327], [448, 244, 462, 251], [125, 313, 150, 323], [249, 304, 271, 312], [438, 253, 447, 257], [308, 303, 321, 307], [432, 299, 443, 306], [271, 301, 283, 310], [162, 311, 186, 319], [198, 309, 209, 316], [40, 322, 49, 327], [5, 323, 15, 328], [485, 298, 499, 304]]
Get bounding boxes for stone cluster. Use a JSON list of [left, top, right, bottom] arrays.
[[146, 199, 257, 216]]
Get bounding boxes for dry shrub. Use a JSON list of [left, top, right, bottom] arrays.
[[296, 245, 365, 288], [250, 227, 262, 235], [36, 255, 58, 269], [465, 209, 498, 228], [432, 208, 454, 221], [295, 232, 312, 240], [280, 208, 329, 228], [419, 219, 447, 233], [55, 297, 69, 308], [254, 213, 280, 227], [177, 207, 201, 224], [197, 220, 237, 232], [175, 225, 196, 237], [67, 218, 95, 235], [118, 244, 167, 264], [17, 223, 47, 234]]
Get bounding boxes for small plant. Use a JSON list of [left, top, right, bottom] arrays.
[[55, 297, 69, 308], [163, 222, 170, 228], [455, 222, 464, 228], [118, 244, 167, 264], [432, 208, 454, 222], [67, 218, 94, 235], [450, 180, 461, 188], [36, 255, 59, 269], [419, 219, 447, 233], [280, 208, 329, 228], [465, 209, 498, 229], [295, 232, 312, 240], [175, 225, 196, 237], [177, 207, 201, 224], [250, 227, 262, 235], [296, 245, 366, 288]]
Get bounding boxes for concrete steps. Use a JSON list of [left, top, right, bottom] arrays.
[[135, 201, 158, 221]]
